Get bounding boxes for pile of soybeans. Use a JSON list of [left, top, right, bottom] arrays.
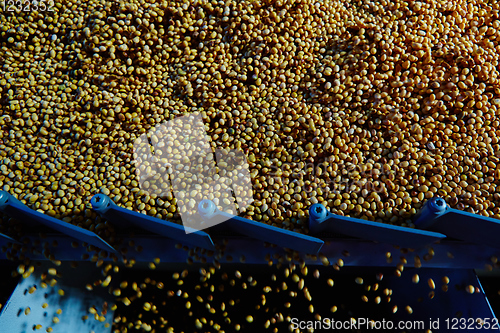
[[2, 0, 500, 331]]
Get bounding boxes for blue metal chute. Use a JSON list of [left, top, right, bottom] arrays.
[[382, 268, 496, 323], [0, 194, 498, 330], [414, 197, 500, 249], [0, 191, 116, 253], [0, 262, 114, 333], [198, 199, 324, 254], [308, 203, 446, 249], [90, 194, 215, 250]]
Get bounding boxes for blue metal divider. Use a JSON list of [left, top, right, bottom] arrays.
[[308, 202, 446, 249], [0, 191, 499, 331]]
